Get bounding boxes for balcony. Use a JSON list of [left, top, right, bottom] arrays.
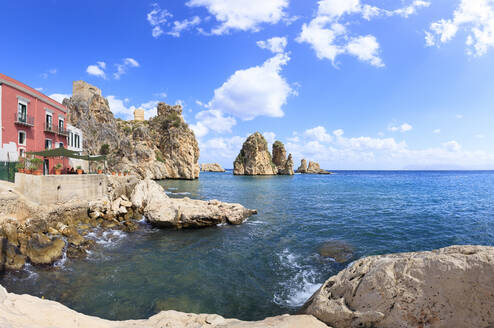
[[45, 123, 56, 134], [14, 114, 34, 127], [57, 126, 69, 136]]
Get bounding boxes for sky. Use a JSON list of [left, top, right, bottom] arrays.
[[1, 0, 494, 170]]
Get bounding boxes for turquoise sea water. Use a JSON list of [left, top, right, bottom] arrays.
[[2, 171, 494, 321]]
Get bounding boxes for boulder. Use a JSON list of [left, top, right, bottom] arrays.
[[318, 240, 354, 263], [131, 179, 257, 228], [201, 163, 226, 172], [302, 245, 494, 328], [26, 234, 65, 265], [233, 133, 277, 176]]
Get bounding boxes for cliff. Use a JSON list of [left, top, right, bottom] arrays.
[[63, 82, 199, 180]]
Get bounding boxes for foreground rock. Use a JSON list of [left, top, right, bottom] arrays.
[[0, 286, 327, 328], [201, 163, 226, 172], [303, 245, 494, 328], [64, 81, 199, 180], [131, 179, 257, 228], [234, 133, 294, 176], [296, 159, 331, 175]]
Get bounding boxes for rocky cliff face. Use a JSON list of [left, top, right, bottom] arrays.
[[63, 85, 199, 180], [234, 134, 294, 176], [303, 245, 494, 328], [233, 133, 276, 175]]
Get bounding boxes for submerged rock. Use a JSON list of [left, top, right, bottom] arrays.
[[234, 132, 277, 176], [131, 179, 257, 228], [318, 240, 354, 263], [201, 163, 226, 172], [302, 245, 494, 328]]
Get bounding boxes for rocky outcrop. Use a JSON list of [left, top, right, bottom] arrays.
[[0, 285, 327, 328], [296, 159, 330, 174], [131, 179, 256, 228], [303, 245, 494, 328], [234, 133, 276, 176], [272, 141, 294, 175], [63, 82, 199, 180], [201, 163, 226, 172]]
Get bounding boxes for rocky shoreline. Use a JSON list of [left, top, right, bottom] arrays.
[[0, 176, 256, 271], [1, 245, 492, 327]]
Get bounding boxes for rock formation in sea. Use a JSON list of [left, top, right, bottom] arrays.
[[63, 81, 199, 180], [201, 163, 226, 172], [0, 284, 327, 327], [296, 159, 330, 174], [302, 245, 494, 328], [0, 176, 255, 270], [233, 133, 294, 176], [233, 132, 277, 175]]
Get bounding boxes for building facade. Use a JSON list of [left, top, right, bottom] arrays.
[[67, 124, 88, 171], [0, 73, 69, 174]]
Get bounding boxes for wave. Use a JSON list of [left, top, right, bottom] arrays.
[[273, 249, 322, 308]]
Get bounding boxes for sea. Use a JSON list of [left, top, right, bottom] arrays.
[[2, 170, 494, 321]]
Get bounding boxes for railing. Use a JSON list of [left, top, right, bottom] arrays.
[[57, 126, 69, 136], [45, 123, 56, 133], [14, 113, 34, 127]]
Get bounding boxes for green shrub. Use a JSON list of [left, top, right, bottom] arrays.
[[100, 144, 110, 155]]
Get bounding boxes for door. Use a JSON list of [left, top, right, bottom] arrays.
[[43, 159, 49, 175]]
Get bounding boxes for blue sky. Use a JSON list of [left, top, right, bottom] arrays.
[[2, 0, 494, 169]]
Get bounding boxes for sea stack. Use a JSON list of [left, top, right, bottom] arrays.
[[201, 163, 226, 172], [233, 132, 276, 175], [296, 159, 330, 174], [296, 159, 308, 173], [272, 141, 294, 175]]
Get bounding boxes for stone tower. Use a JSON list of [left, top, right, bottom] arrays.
[[72, 81, 101, 101], [134, 108, 145, 121]]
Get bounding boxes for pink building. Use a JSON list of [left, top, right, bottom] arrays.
[[0, 73, 69, 174]]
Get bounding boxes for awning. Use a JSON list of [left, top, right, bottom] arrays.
[[26, 148, 106, 161]]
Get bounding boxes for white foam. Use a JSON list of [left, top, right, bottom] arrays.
[[273, 249, 322, 308]]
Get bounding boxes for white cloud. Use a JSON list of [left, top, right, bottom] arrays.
[[263, 132, 276, 145], [114, 58, 140, 80], [107, 96, 161, 120], [199, 135, 245, 165], [35, 87, 44, 92], [257, 36, 288, 53], [190, 109, 237, 138], [443, 140, 461, 152], [147, 3, 173, 38], [389, 123, 413, 133], [41, 68, 57, 79], [186, 0, 289, 35], [333, 129, 344, 137], [86, 62, 106, 79], [208, 53, 293, 120], [433, 129, 441, 134], [305, 126, 333, 143], [426, 0, 494, 56], [297, 0, 429, 67], [168, 16, 201, 37], [49, 93, 71, 104]]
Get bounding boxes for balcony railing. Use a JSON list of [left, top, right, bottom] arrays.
[[14, 114, 34, 127], [45, 123, 56, 133], [57, 126, 69, 136]]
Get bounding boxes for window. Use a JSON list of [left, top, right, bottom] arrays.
[[45, 139, 52, 150], [18, 102, 27, 122], [18, 131, 26, 145], [75, 134, 80, 149], [19, 149, 25, 158], [46, 113, 53, 130], [58, 142, 64, 148], [58, 118, 64, 131]]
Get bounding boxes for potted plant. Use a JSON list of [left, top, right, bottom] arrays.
[[16, 160, 25, 173], [111, 171, 116, 176], [55, 163, 63, 175], [118, 171, 122, 176], [123, 170, 129, 176], [97, 166, 103, 174], [30, 158, 43, 175], [76, 166, 83, 175]]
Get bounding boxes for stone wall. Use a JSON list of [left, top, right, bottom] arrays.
[[15, 173, 107, 204]]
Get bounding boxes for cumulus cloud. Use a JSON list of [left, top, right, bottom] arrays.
[[147, 3, 173, 38], [106, 95, 161, 120], [114, 58, 140, 79], [186, 0, 289, 35], [305, 126, 333, 143], [199, 135, 245, 165], [389, 123, 413, 133], [297, 0, 429, 67], [426, 0, 494, 56], [86, 62, 106, 78], [257, 36, 288, 53], [49, 93, 71, 104], [208, 53, 293, 120], [190, 109, 237, 138]]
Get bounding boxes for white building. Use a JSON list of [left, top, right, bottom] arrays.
[[67, 124, 87, 171]]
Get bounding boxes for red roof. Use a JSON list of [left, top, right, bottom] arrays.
[[0, 72, 67, 110]]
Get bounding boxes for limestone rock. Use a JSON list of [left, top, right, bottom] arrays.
[[201, 163, 226, 172], [131, 179, 257, 228], [318, 240, 354, 263], [272, 141, 294, 175], [0, 285, 328, 328], [26, 234, 65, 265], [303, 245, 494, 328], [279, 154, 294, 175], [296, 159, 307, 173], [307, 161, 331, 174], [234, 133, 276, 176]]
